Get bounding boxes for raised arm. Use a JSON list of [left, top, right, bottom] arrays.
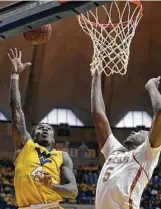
[[8, 48, 31, 153], [51, 152, 78, 199], [91, 72, 112, 149], [145, 77, 161, 148]]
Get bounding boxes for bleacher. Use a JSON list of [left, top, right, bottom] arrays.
[[0, 158, 160, 209]]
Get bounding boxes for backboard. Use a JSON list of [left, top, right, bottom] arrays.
[[0, 1, 108, 40]]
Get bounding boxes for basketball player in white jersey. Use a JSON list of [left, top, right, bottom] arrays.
[[91, 72, 161, 209]]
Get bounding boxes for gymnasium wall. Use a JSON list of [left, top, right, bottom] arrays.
[[0, 121, 140, 164]]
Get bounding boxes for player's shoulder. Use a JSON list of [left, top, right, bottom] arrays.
[[15, 138, 34, 153], [53, 149, 63, 153], [14, 139, 34, 164], [27, 138, 34, 144], [62, 151, 71, 159], [61, 151, 73, 167], [52, 149, 64, 157], [52, 150, 70, 160]]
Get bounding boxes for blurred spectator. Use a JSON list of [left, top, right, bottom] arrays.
[[140, 166, 161, 209], [0, 158, 17, 209]]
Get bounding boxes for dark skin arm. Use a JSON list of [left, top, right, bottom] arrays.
[[36, 152, 78, 199], [8, 48, 31, 157], [91, 71, 112, 150], [52, 152, 78, 199], [145, 76, 161, 148]]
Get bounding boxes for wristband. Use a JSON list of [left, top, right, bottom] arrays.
[[11, 74, 19, 80]]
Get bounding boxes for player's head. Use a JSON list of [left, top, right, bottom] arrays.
[[31, 123, 55, 147], [124, 130, 149, 150]]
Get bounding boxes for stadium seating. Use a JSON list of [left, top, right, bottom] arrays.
[[0, 158, 160, 209]]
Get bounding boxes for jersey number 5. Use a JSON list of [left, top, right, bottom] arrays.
[[103, 166, 114, 182]]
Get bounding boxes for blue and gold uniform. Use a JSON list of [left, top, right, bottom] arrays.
[[14, 139, 63, 208]]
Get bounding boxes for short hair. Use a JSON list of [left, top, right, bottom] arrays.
[[31, 123, 55, 139]]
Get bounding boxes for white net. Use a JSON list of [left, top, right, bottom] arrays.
[[77, 1, 143, 76]]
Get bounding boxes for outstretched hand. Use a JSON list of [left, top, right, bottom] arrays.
[[145, 77, 161, 90], [8, 48, 31, 74]]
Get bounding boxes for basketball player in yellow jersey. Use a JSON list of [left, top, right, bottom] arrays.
[[8, 48, 78, 209]]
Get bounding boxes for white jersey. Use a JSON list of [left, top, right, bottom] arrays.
[[95, 134, 161, 209]]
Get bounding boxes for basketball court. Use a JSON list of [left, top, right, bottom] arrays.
[[0, 0, 161, 128]]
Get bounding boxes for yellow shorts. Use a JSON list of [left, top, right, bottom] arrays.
[[18, 202, 63, 209]]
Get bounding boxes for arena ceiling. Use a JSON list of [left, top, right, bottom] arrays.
[[0, 1, 161, 129]]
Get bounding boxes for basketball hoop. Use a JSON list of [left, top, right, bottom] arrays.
[[77, 0, 143, 76]]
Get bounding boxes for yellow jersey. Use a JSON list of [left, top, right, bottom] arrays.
[[14, 139, 63, 207]]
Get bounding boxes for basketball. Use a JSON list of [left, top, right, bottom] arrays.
[[23, 24, 52, 45]]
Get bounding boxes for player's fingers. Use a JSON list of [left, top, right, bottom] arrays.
[[41, 171, 49, 174], [40, 171, 51, 175], [35, 172, 44, 179], [43, 175, 52, 183], [44, 174, 52, 179], [24, 62, 31, 69], [38, 178, 43, 182], [34, 173, 42, 181], [38, 171, 51, 178], [38, 171, 52, 180], [157, 77, 160, 85], [39, 177, 48, 185], [34, 176, 40, 181], [7, 53, 12, 61], [46, 175, 52, 179], [19, 50, 22, 59], [14, 48, 18, 57], [10, 49, 15, 59]]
